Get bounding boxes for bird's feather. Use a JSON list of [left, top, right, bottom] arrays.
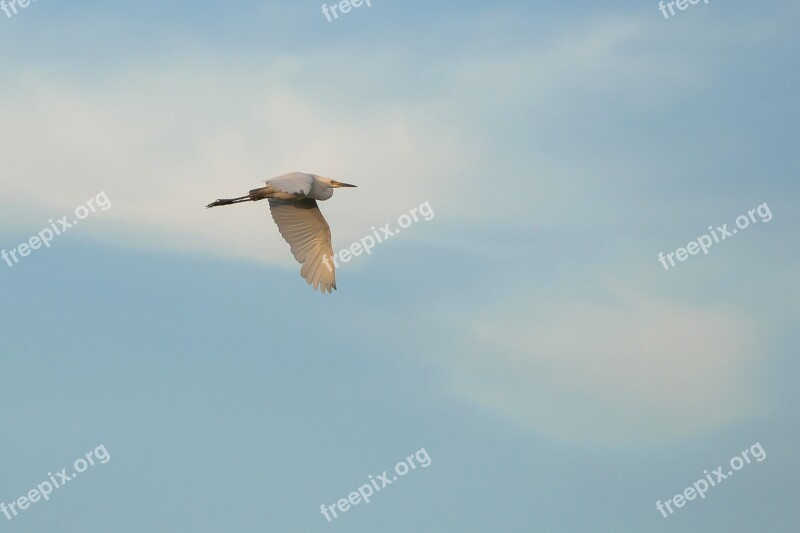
[[262, 173, 314, 199], [268, 198, 337, 293]]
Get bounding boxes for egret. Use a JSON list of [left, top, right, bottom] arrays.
[[206, 172, 357, 293]]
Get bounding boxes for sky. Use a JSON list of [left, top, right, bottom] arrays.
[[0, 0, 798, 531]]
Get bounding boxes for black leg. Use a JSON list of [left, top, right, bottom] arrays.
[[206, 195, 252, 208]]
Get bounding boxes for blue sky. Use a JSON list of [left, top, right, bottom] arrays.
[[0, 1, 798, 531]]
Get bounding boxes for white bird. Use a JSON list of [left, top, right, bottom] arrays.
[[206, 172, 357, 293]]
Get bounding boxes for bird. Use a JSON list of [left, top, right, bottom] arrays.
[[206, 172, 357, 293]]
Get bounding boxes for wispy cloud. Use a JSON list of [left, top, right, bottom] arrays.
[[0, 63, 471, 264], [440, 287, 764, 447]]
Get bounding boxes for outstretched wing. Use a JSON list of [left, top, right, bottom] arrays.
[[268, 198, 337, 293]]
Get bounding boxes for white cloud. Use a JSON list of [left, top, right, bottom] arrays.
[[0, 63, 471, 265], [0, 12, 780, 267], [441, 289, 764, 447]]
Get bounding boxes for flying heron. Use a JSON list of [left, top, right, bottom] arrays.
[[206, 172, 357, 293]]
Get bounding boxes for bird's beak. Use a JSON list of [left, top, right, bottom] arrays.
[[332, 181, 357, 188]]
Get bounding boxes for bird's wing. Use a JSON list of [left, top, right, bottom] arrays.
[[268, 198, 337, 293], [262, 173, 314, 197]]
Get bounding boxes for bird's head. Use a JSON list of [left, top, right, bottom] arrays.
[[315, 176, 358, 189]]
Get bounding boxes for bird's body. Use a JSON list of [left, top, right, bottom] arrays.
[[206, 172, 356, 293]]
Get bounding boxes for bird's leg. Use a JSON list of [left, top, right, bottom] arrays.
[[206, 195, 252, 208]]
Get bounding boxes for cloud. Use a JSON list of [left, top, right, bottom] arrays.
[[0, 61, 471, 265], [441, 288, 764, 447], [0, 14, 717, 253], [0, 11, 786, 267]]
